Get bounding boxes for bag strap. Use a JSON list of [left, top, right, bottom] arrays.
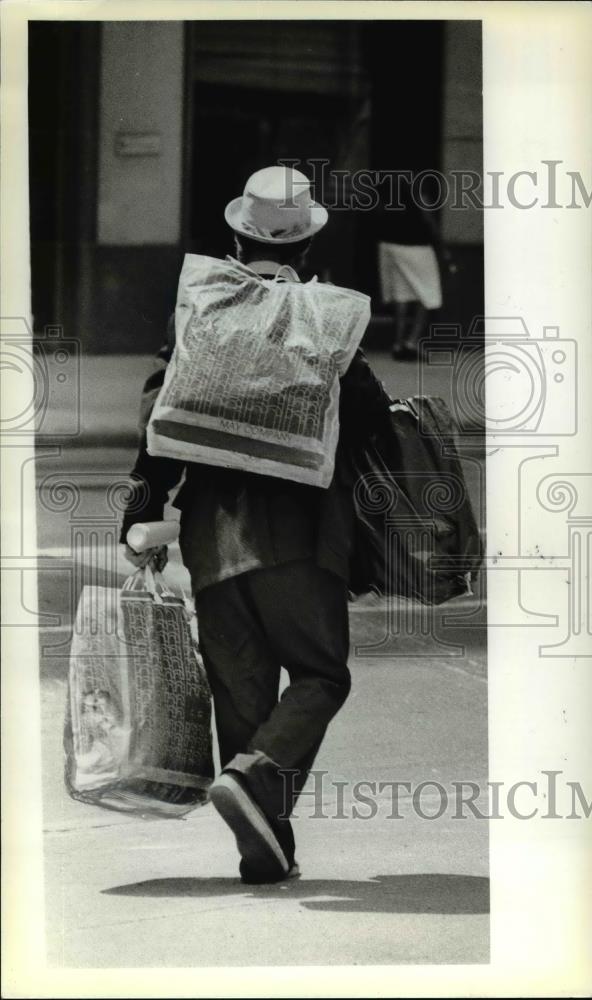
[[122, 566, 174, 603], [272, 264, 300, 283], [122, 569, 150, 594], [408, 395, 456, 441]]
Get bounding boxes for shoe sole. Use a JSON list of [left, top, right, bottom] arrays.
[[209, 773, 289, 876]]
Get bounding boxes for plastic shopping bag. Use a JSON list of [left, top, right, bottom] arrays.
[[147, 254, 371, 488], [64, 567, 214, 818]]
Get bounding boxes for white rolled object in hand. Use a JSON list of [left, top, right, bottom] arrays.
[[126, 520, 180, 553]]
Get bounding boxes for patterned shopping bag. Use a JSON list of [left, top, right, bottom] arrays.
[[64, 568, 214, 818]]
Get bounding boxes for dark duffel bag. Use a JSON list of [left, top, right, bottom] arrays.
[[349, 395, 483, 605]]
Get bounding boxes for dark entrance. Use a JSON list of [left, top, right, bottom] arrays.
[[182, 20, 371, 288], [188, 82, 348, 276], [184, 21, 447, 295]]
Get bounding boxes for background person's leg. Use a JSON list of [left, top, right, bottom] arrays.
[[391, 301, 411, 357], [401, 301, 428, 357]]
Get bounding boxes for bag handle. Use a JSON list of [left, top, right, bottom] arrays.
[[145, 564, 178, 601], [122, 566, 174, 603], [122, 569, 150, 594], [272, 264, 299, 283]]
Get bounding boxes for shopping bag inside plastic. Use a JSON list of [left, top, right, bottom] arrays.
[[64, 567, 214, 818]]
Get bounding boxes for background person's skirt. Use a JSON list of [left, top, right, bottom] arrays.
[[378, 242, 443, 309]]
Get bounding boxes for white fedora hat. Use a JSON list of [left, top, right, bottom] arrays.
[[224, 165, 328, 244]]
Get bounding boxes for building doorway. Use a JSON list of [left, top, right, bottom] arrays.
[[187, 82, 355, 281]]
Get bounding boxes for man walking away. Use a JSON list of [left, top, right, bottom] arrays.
[[122, 166, 388, 884]]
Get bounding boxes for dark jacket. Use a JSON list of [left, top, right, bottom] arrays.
[[121, 306, 388, 594]]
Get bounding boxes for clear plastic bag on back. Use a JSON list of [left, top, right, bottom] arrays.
[[147, 255, 371, 488]]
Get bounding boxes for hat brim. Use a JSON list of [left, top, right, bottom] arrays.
[[224, 197, 328, 244]]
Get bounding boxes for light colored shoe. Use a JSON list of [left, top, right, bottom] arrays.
[[209, 772, 289, 877]]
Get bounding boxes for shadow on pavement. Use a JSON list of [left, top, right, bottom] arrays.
[[103, 872, 489, 914]]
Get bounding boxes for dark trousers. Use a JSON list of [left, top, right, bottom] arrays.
[[194, 559, 351, 857]]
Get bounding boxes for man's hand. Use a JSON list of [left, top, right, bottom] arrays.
[[124, 544, 168, 573]]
